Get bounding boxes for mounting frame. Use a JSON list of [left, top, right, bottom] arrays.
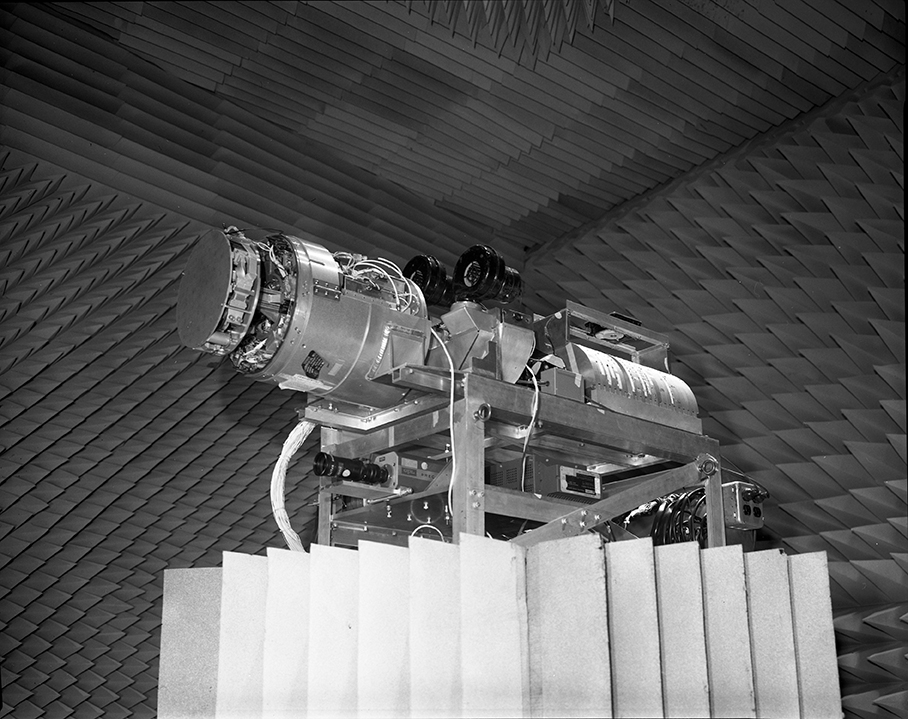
[[310, 365, 726, 549]]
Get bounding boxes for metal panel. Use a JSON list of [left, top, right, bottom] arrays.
[[409, 537, 462, 716], [606, 538, 663, 718], [654, 543, 710, 718], [744, 549, 799, 719], [358, 541, 410, 717], [789, 552, 843, 719], [215, 552, 269, 718], [701, 545, 756, 718], [527, 534, 611, 718], [158, 568, 222, 719], [263, 548, 311, 718], [307, 544, 359, 716], [460, 534, 530, 718]]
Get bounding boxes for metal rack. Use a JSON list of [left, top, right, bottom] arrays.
[[310, 365, 726, 549]]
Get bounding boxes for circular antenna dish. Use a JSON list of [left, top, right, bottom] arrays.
[[176, 229, 259, 353]]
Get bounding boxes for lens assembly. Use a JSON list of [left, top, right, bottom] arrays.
[[313, 452, 389, 484], [403, 254, 453, 306], [453, 244, 521, 304]]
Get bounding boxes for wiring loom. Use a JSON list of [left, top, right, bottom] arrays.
[[646, 487, 709, 548]]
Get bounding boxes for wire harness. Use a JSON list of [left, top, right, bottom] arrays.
[[429, 326, 458, 519], [271, 419, 318, 551]]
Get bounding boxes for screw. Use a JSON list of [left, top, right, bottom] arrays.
[[579, 521, 586, 528], [472, 502, 480, 509], [561, 518, 567, 525], [594, 514, 601, 521]]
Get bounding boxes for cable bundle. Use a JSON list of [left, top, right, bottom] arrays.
[[648, 487, 709, 547], [333, 252, 419, 313], [622, 487, 709, 547], [271, 419, 318, 551]]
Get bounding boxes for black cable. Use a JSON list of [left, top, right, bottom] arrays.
[[648, 487, 709, 548], [720, 457, 771, 500]]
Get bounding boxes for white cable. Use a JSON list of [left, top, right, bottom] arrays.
[[240, 338, 267, 359], [429, 326, 457, 519], [520, 366, 541, 493], [346, 257, 416, 312], [352, 262, 402, 309], [270, 419, 317, 551], [397, 277, 419, 313], [332, 251, 354, 270], [257, 241, 287, 277], [410, 523, 447, 542], [358, 256, 406, 278]]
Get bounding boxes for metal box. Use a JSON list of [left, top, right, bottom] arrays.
[[487, 456, 603, 499], [539, 367, 584, 402], [722, 481, 765, 530]]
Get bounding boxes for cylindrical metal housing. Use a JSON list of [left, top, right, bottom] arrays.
[[565, 344, 701, 433], [176, 229, 432, 410]]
